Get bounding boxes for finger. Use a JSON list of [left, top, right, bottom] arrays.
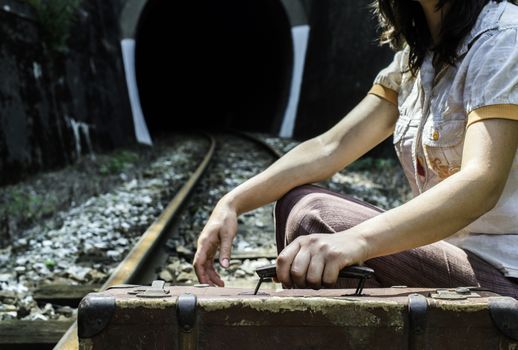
[[290, 249, 311, 288], [276, 239, 302, 288], [306, 255, 325, 289], [207, 266, 225, 287], [195, 254, 220, 287], [199, 236, 225, 287], [193, 235, 218, 284], [218, 227, 234, 268], [193, 250, 209, 283], [322, 262, 340, 288], [194, 253, 216, 285]]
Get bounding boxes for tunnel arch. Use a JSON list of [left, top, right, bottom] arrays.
[[131, 0, 295, 137]]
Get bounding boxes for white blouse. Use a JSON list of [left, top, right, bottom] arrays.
[[369, 1, 518, 277]]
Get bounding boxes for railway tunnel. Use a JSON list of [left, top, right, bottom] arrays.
[[134, 0, 295, 137]]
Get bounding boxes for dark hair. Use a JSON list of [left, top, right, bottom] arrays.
[[372, 0, 515, 74]]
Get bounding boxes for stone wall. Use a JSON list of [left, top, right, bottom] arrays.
[[0, 0, 397, 187], [0, 0, 133, 186]]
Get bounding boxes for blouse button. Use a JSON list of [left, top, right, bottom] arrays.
[[432, 130, 440, 141]]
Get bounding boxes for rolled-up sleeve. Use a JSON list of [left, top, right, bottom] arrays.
[[368, 49, 407, 106], [464, 28, 518, 127]]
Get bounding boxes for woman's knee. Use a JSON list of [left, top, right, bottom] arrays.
[[276, 186, 362, 246], [275, 185, 320, 232], [284, 193, 336, 242], [276, 185, 319, 210], [275, 185, 321, 250]]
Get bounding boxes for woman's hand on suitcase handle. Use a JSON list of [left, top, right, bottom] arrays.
[[193, 199, 238, 287], [276, 232, 368, 289]]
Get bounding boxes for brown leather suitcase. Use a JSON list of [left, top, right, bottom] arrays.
[[78, 281, 518, 349]]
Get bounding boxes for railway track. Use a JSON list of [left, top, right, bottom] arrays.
[[1, 131, 414, 349], [0, 132, 284, 350]]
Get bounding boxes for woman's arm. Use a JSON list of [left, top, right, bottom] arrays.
[[226, 95, 398, 215], [194, 95, 398, 286], [277, 118, 518, 289]]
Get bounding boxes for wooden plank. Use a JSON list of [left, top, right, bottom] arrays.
[[0, 320, 74, 344], [32, 284, 101, 306], [228, 250, 277, 260]]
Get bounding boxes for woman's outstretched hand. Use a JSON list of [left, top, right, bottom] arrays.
[[193, 199, 238, 287], [276, 232, 368, 289]]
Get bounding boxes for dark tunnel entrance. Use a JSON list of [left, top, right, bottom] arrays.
[[135, 0, 294, 136]]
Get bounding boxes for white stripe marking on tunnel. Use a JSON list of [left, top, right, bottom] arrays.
[[121, 39, 153, 146], [280, 25, 310, 138]]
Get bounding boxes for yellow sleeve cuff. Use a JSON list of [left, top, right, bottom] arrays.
[[368, 84, 398, 106], [467, 104, 518, 127]]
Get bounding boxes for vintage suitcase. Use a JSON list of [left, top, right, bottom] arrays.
[[77, 275, 518, 350]]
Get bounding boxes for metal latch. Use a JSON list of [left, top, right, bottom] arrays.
[[129, 280, 171, 298], [430, 287, 480, 300], [106, 284, 140, 290]]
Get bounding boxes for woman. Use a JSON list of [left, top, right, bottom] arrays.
[[194, 0, 518, 297]]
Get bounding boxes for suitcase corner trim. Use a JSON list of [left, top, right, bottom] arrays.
[[489, 296, 518, 341], [78, 292, 116, 339]]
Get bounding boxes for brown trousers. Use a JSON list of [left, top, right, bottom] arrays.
[[274, 185, 518, 298]]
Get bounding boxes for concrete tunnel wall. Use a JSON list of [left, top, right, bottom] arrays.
[[119, 0, 310, 142], [119, 0, 395, 150]]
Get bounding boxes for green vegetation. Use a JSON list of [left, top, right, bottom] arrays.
[[99, 151, 140, 176], [1, 188, 58, 223], [25, 0, 81, 53], [44, 258, 56, 269]]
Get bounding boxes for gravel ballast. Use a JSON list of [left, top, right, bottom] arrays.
[[0, 135, 209, 321]]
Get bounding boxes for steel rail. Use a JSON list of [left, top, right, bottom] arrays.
[[229, 130, 285, 159], [53, 131, 284, 349], [53, 133, 216, 350]]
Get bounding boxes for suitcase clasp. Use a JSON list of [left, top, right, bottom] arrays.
[[133, 280, 171, 298], [430, 287, 480, 300]]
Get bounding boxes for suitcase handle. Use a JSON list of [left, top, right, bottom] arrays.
[[254, 263, 374, 295]]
